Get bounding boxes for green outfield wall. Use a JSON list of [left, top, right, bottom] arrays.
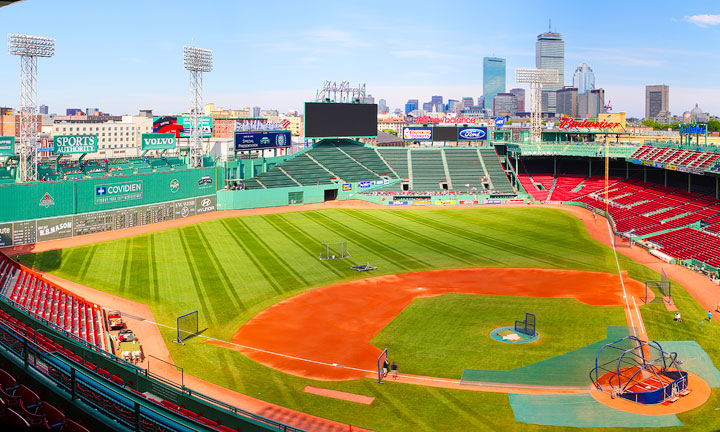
[[0, 167, 222, 223]]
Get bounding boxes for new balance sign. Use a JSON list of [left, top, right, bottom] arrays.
[[141, 133, 176, 150], [54, 135, 98, 154], [95, 181, 143, 204]]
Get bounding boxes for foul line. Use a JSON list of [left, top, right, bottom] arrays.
[[632, 295, 646, 336], [134, 317, 586, 391], [605, 219, 636, 335]]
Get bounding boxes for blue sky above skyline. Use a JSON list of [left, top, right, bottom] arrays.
[[1, 0, 718, 118]]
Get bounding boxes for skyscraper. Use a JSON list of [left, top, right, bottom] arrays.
[[509, 88, 525, 112], [573, 63, 595, 94], [39, 105, 48, 115], [556, 87, 578, 117], [405, 99, 419, 115], [493, 93, 518, 116], [536, 30, 564, 113], [378, 99, 387, 114], [483, 57, 506, 112], [645, 85, 669, 119]]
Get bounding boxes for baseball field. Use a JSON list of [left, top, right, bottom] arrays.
[[20, 206, 720, 431]]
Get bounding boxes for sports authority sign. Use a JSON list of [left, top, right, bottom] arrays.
[[53, 135, 98, 154], [0, 136, 15, 156], [558, 118, 621, 130], [95, 181, 143, 204], [141, 133, 176, 150]]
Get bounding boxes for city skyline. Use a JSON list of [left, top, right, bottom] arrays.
[[1, 1, 719, 118]]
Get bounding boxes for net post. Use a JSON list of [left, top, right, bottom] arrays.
[[376, 348, 388, 384]]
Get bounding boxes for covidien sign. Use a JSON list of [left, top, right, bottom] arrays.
[[95, 181, 143, 204]]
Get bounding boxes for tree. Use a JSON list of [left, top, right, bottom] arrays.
[[381, 129, 398, 137]]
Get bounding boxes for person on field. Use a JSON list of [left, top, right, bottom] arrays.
[[382, 359, 389, 378], [708, 310, 713, 321], [391, 361, 398, 381], [674, 312, 682, 322]]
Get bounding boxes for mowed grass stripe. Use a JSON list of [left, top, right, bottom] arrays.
[[262, 214, 345, 278], [392, 210, 593, 269], [194, 224, 247, 313], [179, 225, 242, 320], [118, 239, 132, 293], [128, 236, 151, 298], [78, 244, 98, 280], [234, 218, 310, 288], [148, 234, 160, 301], [219, 219, 285, 295], [177, 228, 215, 326], [338, 209, 501, 267], [302, 211, 430, 270]]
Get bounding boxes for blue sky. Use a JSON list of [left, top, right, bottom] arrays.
[[1, 0, 718, 118]]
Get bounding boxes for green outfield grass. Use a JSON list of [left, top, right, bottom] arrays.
[[20, 207, 720, 432], [370, 294, 627, 378]]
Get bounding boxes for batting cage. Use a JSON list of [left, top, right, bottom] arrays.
[[319, 241, 351, 260], [174, 310, 199, 345], [644, 268, 671, 305], [591, 336, 688, 405]]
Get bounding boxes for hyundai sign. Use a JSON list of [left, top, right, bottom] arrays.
[[234, 131, 291, 151], [402, 127, 433, 141], [457, 127, 487, 141]]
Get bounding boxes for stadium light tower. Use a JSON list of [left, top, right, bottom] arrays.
[[8, 34, 55, 182], [183, 46, 213, 168], [515, 68, 558, 143]]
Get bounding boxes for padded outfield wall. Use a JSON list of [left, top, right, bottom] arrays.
[[0, 168, 222, 247]]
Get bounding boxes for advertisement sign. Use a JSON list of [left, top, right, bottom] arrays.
[[667, 165, 677, 171], [494, 117, 506, 128], [0, 223, 12, 247], [459, 200, 479, 205], [141, 133, 177, 150], [679, 122, 706, 135], [388, 201, 408, 205], [234, 131, 292, 151], [506, 199, 525, 204], [558, 117, 621, 130], [53, 135, 98, 154], [0, 136, 15, 156], [482, 199, 502, 204], [95, 181, 143, 205], [36, 216, 73, 242], [341, 183, 353, 192], [373, 180, 390, 185], [457, 127, 488, 141], [153, 116, 213, 138], [358, 181, 371, 189], [402, 127, 433, 141], [415, 115, 477, 124]]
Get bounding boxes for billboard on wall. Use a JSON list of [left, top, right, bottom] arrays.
[[141, 133, 177, 150], [457, 126, 488, 141], [402, 127, 433, 141], [53, 135, 98, 154], [234, 131, 291, 151], [152, 116, 213, 137], [0, 136, 15, 156]]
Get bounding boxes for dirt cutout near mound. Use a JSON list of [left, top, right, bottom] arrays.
[[207, 268, 646, 381]]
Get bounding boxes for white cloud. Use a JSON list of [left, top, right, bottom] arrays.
[[684, 14, 720, 27], [305, 28, 370, 48]]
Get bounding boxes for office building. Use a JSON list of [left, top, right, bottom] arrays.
[[509, 88, 525, 113], [556, 87, 578, 117], [378, 99, 388, 114], [39, 105, 48, 115], [51, 114, 153, 158], [573, 63, 595, 94], [483, 57, 506, 112], [252, 106, 261, 118], [493, 93, 518, 116], [645, 85, 669, 119], [66, 108, 83, 116], [578, 88, 605, 119], [405, 99, 418, 116], [462, 97, 474, 109], [536, 30, 564, 113]]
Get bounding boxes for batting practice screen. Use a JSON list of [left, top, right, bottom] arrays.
[[304, 102, 378, 138]]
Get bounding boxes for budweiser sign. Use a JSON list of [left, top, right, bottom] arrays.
[[558, 118, 621, 129], [416, 115, 477, 124]]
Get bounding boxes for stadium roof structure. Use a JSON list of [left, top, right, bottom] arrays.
[[1, 0, 24, 8], [376, 130, 403, 145]]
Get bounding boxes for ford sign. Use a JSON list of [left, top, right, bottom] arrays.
[[458, 127, 487, 141]]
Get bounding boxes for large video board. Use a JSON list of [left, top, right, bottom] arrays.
[[304, 103, 377, 139]]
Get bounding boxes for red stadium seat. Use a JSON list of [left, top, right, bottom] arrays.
[[61, 418, 91, 432], [0, 407, 30, 427]]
